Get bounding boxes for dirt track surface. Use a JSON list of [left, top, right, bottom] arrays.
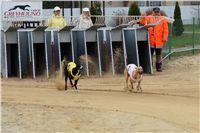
[[1, 55, 200, 133]]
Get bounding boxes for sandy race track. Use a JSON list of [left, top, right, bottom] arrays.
[[1, 55, 200, 133]]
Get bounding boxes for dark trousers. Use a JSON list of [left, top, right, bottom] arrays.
[[151, 48, 162, 71], [150, 48, 162, 63]]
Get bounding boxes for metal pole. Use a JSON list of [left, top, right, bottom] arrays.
[[27, 32, 32, 62], [192, 17, 195, 55], [17, 31, 22, 79], [58, 32, 61, 68], [71, 30, 75, 62], [109, 30, 115, 75], [71, 1, 73, 18], [134, 29, 140, 66], [168, 23, 172, 60], [122, 29, 127, 67], [62, 1, 65, 17], [31, 32, 35, 79], [103, 1, 105, 16], [51, 44, 56, 74], [83, 31, 89, 77], [147, 31, 153, 74], [51, 30, 55, 74], [80, 1, 82, 14], [97, 31, 102, 77], [4, 32, 8, 78], [44, 32, 49, 78]]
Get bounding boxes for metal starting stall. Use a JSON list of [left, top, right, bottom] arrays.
[[86, 25, 104, 76], [45, 28, 61, 78], [17, 28, 35, 79], [3, 27, 19, 78], [59, 25, 75, 61], [97, 27, 115, 76], [111, 24, 128, 74], [71, 25, 103, 77], [32, 26, 47, 77], [122, 27, 153, 74], [71, 28, 88, 75]]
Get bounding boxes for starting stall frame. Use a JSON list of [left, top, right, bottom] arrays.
[[86, 25, 104, 76], [71, 25, 104, 77], [71, 28, 89, 76], [17, 26, 47, 79], [122, 27, 153, 74], [59, 25, 75, 61], [17, 28, 35, 79], [45, 28, 61, 78], [97, 27, 115, 76], [1, 29, 7, 78], [32, 26, 47, 77], [4, 27, 19, 78], [2, 24, 153, 79], [111, 25, 127, 74]]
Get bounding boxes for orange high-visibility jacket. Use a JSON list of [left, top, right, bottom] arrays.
[[140, 15, 168, 48]]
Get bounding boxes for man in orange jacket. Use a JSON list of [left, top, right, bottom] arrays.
[[140, 7, 168, 72]]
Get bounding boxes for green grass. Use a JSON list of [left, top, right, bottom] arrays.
[[183, 24, 200, 32], [165, 24, 200, 49], [171, 34, 200, 48]]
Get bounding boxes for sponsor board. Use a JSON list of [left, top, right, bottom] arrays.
[[2, 2, 42, 20]]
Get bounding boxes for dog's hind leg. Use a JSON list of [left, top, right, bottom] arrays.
[[74, 80, 79, 93], [9, 6, 17, 11], [64, 76, 68, 91], [64, 66, 68, 91]]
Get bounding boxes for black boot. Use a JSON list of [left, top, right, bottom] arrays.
[[156, 62, 162, 72]]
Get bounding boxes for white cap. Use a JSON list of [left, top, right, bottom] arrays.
[[54, 6, 61, 11], [83, 7, 90, 12]]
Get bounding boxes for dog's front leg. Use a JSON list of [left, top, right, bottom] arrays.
[[129, 80, 134, 92], [69, 78, 74, 88], [137, 81, 142, 92]]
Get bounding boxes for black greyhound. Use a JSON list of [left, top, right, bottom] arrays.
[[62, 59, 83, 91], [9, 5, 31, 11]]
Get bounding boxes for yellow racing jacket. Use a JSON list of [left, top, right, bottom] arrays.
[[67, 62, 81, 80]]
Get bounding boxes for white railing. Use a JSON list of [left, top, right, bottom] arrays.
[[2, 15, 143, 29], [2, 15, 194, 30]]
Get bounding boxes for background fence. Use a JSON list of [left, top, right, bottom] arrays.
[[162, 17, 200, 61]]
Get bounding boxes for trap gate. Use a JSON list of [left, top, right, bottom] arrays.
[[59, 25, 75, 61], [1, 24, 153, 79], [97, 27, 115, 76], [122, 27, 153, 74], [71, 25, 102, 77], [17, 26, 47, 79], [3, 26, 19, 78], [45, 28, 61, 78]]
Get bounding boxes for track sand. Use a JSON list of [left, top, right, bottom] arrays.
[[1, 55, 200, 133]]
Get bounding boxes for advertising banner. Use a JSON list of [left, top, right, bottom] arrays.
[[2, 2, 42, 21]]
